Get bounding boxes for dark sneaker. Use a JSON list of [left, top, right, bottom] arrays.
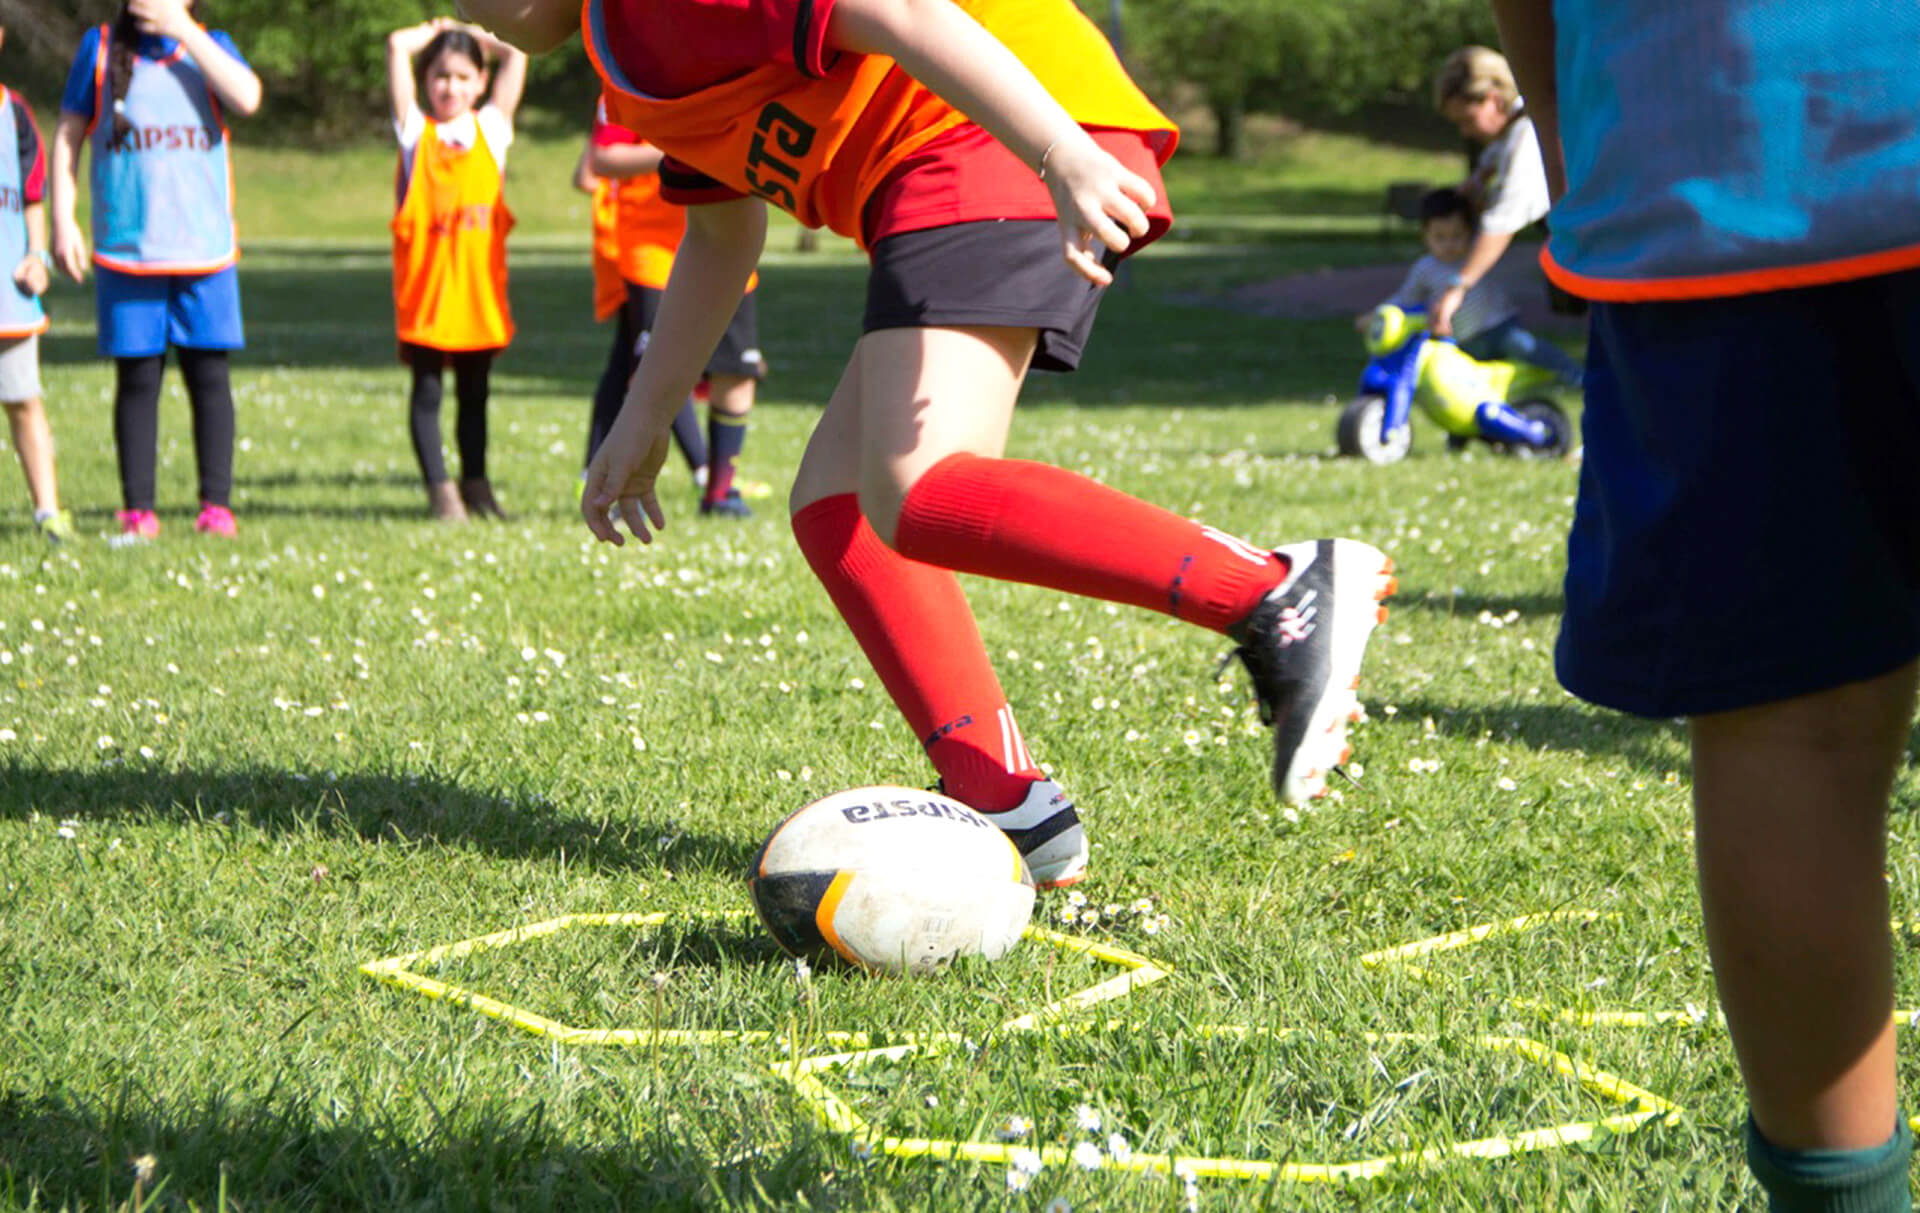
[[942, 778, 1087, 890], [699, 488, 754, 519], [1229, 538, 1395, 803], [459, 478, 509, 520]]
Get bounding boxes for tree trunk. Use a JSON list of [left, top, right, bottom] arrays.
[[1210, 97, 1245, 159]]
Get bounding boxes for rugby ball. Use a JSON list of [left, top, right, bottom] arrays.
[[748, 786, 1036, 975]]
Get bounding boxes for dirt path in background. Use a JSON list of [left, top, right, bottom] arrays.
[[1191, 246, 1585, 333]]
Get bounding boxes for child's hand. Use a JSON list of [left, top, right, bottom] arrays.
[[13, 255, 48, 298], [128, 0, 197, 40], [51, 221, 87, 284], [1038, 132, 1153, 287], [581, 420, 671, 546], [1432, 284, 1466, 337]]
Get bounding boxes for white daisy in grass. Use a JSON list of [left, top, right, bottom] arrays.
[[1011, 1147, 1043, 1176], [1074, 1104, 1102, 1133], [1044, 1199, 1072, 1213], [997, 1115, 1032, 1142], [1106, 1133, 1134, 1165], [1005, 1167, 1032, 1193], [1072, 1140, 1103, 1170], [1496, 777, 1518, 792]]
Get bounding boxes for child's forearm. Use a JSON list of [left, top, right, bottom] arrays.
[[1491, 0, 1563, 198], [1459, 230, 1513, 290], [453, 0, 576, 54], [179, 25, 262, 116], [588, 142, 665, 181], [484, 36, 529, 120], [49, 116, 81, 232], [25, 202, 45, 255], [828, 0, 1085, 176], [621, 198, 767, 433]]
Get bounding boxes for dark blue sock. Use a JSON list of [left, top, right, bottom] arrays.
[[704, 412, 748, 503], [1746, 1115, 1913, 1212], [670, 399, 707, 475]]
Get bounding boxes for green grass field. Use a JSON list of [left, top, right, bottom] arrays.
[[5, 126, 1918, 1212]]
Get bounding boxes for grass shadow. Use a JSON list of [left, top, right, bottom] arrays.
[[0, 761, 760, 881], [1386, 693, 1688, 772], [0, 1083, 829, 1212]]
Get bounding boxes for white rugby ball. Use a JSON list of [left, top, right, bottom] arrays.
[[748, 785, 1036, 975]]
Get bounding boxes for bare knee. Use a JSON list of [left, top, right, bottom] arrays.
[[857, 471, 915, 549]]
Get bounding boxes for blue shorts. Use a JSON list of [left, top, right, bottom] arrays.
[[1556, 269, 1920, 717], [95, 264, 245, 358]]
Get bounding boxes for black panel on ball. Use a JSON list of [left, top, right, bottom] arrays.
[[748, 870, 842, 961]]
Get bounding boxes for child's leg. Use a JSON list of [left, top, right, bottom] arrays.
[[114, 353, 167, 512], [797, 324, 1389, 806], [849, 326, 1287, 632], [176, 348, 236, 509], [587, 309, 638, 466], [791, 351, 1077, 882], [406, 344, 451, 485], [451, 351, 492, 483], [702, 373, 754, 507], [1480, 320, 1584, 387], [3, 398, 59, 514], [1692, 664, 1912, 1151]]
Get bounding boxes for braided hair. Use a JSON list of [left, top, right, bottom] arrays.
[[106, 3, 142, 149]]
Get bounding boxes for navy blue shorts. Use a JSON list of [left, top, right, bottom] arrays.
[[95, 264, 245, 358], [1556, 269, 1920, 717]]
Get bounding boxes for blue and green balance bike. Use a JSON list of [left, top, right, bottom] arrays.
[[1335, 305, 1574, 464]]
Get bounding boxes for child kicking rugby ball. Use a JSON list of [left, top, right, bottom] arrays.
[[464, 0, 1396, 890]]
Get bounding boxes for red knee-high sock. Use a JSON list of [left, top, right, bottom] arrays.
[[792, 494, 1044, 811], [892, 454, 1286, 634]]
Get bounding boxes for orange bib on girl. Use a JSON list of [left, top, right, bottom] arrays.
[[582, 0, 1176, 246], [393, 119, 515, 351], [589, 148, 762, 319]]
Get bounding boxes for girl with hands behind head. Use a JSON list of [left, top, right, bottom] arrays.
[[466, 0, 1395, 892], [386, 17, 526, 522]]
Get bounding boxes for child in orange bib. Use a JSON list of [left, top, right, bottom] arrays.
[[387, 18, 525, 522], [574, 105, 767, 516], [468, 0, 1395, 890]]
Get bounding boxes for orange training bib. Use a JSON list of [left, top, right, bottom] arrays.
[[393, 119, 515, 351]]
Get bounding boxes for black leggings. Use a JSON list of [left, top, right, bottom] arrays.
[[405, 344, 493, 483], [114, 348, 235, 511], [586, 299, 705, 471]]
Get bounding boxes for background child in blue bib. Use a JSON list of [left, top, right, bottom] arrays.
[[49, 0, 261, 543]]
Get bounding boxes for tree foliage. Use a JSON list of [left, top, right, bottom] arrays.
[[3, 0, 1495, 148], [1127, 0, 1499, 155], [3, 0, 598, 138]]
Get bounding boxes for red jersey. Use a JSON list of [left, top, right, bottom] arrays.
[[583, 0, 1176, 248]]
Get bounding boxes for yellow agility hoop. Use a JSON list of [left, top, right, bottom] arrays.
[[776, 1021, 1682, 1183], [360, 912, 1172, 1048]]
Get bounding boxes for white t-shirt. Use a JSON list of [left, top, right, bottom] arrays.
[[394, 103, 513, 168], [1386, 254, 1517, 341], [1472, 106, 1550, 237]]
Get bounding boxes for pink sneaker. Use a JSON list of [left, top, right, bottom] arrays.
[[194, 503, 237, 537], [114, 509, 160, 541]]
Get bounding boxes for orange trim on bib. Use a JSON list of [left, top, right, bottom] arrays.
[[0, 316, 51, 339], [94, 251, 239, 277], [1543, 241, 1920, 303]]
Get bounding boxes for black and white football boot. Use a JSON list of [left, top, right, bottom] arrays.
[[941, 778, 1087, 890], [1227, 538, 1395, 803]]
